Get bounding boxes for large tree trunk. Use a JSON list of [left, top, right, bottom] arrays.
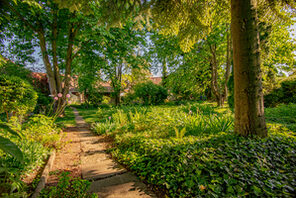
[[231, 0, 267, 137]]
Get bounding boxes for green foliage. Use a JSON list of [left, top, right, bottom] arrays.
[[0, 75, 38, 119], [0, 122, 23, 162], [133, 81, 168, 105], [0, 137, 48, 196], [87, 90, 103, 106], [101, 96, 112, 105], [22, 114, 61, 148], [39, 172, 97, 198], [0, 112, 60, 196], [265, 103, 296, 132], [174, 127, 186, 139], [264, 77, 296, 107], [82, 103, 296, 197], [34, 91, 52, 114], [112, 132, 295, 197], [0, 58, 32, 82]]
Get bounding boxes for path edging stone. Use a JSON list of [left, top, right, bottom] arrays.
[[31, 150, 56, 198]]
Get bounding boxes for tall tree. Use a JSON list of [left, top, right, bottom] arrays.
[[0, 0, 94, 115], [231, 0, 267, 137]]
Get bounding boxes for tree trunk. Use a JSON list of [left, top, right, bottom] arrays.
[[231, 0, 267, 137], [51, 7, 62, 94], [162, 59, 168, 86], [209, 44, 222, 107], [63, 22, 77, 98], [222, 28, 232, 103], [38, 31, 57, 96]]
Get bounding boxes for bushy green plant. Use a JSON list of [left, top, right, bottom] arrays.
[[22, 114, 61, 148], [265, 103, 296, 132], [34, 91, 52, 114], [0, 122, 23, 162], [102, 95, 112, 105], [91, 120, 118, 135], [0, 136, 48, 196], [87, 90, 103, 105], [133, 81, 168, 105], [264, 77, 296, 107], [39, 172, 97, 198], [0, 75, 38, 120]]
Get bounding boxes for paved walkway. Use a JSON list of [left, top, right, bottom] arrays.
[[72, 108, 157, 198]]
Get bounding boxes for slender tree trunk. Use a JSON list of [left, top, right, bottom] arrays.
[[63, 22, 76, 98], [51, 7, 62, 94], [222, 28, 232, 103], [231, 0, 267, 137], [162, 59, 168, 86], [116, 63, 123, 106], [209, 44, 222, 106], [38, 31, 57, 96]]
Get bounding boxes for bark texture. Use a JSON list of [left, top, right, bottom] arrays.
[[209, 44, 222, 106], [231, 0, 267, 137], [38, 30, 57, 96], [222, 29, 232, 103]]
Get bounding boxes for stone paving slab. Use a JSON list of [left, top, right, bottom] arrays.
[[89, 173, 157, 198], [71, 108, 156, 198]]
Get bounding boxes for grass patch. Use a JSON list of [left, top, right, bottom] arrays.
[[55, 107, 76, 128], [265, 103, 296, 132], [78, 102, 296, 197]]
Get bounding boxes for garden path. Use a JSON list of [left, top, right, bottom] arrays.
[[72, 108, 157, 198]]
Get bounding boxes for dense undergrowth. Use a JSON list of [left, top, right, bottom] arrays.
[[0, 115, 61, 197], [77, 102, 296, 197]]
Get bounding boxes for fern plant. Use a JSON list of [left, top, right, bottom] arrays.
[[174, 127, 186, 139]]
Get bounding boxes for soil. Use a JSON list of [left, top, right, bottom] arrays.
[[46, 126, 83, 186]]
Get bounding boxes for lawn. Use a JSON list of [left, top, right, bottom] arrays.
[[55, 107, 76, 128], [76, 102, 296, 197]]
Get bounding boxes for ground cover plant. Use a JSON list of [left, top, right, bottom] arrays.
[[39, 172, 97, 198], [77, 102, 296, 197]]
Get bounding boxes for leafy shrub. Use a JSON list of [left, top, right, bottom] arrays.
[[0, 75, 38, 119], [265, 103, 296, 132], [0, 136, 48, 196], [22, 114, 61, 148], [39, 172, 97, 198], [91, 119, 118, 135], [87, 90, 103, 105], [264, 78, 296, 107], [102, 95, 112, 105], [133, 81, 168, 105], [34, 91, 52, 114], [121, 92, 138, 104]]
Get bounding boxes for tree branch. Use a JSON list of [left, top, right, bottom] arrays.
[[5, 1, 39, 33]]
